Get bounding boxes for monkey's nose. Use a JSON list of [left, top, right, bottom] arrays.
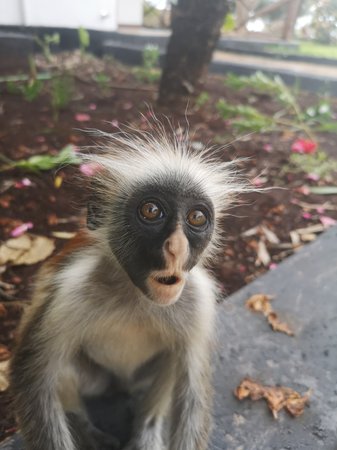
[[164, 227, 189, 262]]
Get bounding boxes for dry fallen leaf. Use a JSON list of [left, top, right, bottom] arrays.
[[246, 294, 294, 336], [234, 378, 311, 419], [0, 234, 55, 266], [246, 294, 274, 315], [0, 360, 9, 392], [267, 312, 294, 336]]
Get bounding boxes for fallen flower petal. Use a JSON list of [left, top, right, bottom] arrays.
[[291, 139, 317, 154], [10, 222, 33, 237], [320, 215, 337, 228], [302, 212, 312, 220], [14, 178, 32, 188], [305, 173, 320, 182], [89, 103, 97, 110], [263, 143, 272, 152], [75, 113, 91, 122]]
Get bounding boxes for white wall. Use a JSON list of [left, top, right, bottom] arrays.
[[0, 0, 143, 30], [117, 0, 143, 26], [0, 0, 23, 25]]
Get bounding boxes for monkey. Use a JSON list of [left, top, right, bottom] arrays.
[[10, 127, 247, 450]]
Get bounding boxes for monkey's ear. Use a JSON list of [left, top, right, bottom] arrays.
[[87, 200, 101, 230]]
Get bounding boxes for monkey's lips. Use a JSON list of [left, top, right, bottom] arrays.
[[147, 272, 186, 305]]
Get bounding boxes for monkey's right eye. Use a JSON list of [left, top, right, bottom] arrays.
[[139, 202, 164, 222]]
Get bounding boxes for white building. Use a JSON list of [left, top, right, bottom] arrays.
[[0, 0, 143, 31]]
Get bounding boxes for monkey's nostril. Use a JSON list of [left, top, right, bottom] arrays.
[[156, 275, 179, 286]]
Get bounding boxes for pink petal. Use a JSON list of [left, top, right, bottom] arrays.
[[302, 212, 312, 220], [320, 216, 337, 228], [10, 222, 33, 237], [263, 144, 273, 152], [15, 178, 32, 188], [296, 186, 310, 195], [111, 119, 119, 128], [75, 113, 91, 122], [79, 163, 101, 177], [306, 173, 320, 181], [35, 136, 46, 143], [269, 263, 278, 270], [89, 103, 97, 110], [316, 206, 325, 214]]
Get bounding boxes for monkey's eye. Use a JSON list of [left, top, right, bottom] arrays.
[[186, 209, 207, 228], [139, 201, 164, 222]]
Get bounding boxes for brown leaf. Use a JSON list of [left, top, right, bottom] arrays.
[[246, 294, 294, 336], [267, 312, 294, 336], [234, 378, 311, 419], [246, 294, 274, 315], [0, 234, 55, 266]]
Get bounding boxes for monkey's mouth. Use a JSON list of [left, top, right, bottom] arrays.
[[155, 275, 180, 286], [147, 272, 185, 305]]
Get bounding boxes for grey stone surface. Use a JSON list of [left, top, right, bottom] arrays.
[[1, 227, 337, 449], [211, 225, 337, 450]]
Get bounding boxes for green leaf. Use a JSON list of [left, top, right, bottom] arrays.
[[309, 186, 337, 195], [10, 145, 80, 172]]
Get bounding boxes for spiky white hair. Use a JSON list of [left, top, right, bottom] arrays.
[[81, 126, 250, 263]]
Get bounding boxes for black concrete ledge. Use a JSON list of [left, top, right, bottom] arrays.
[[1, 226, 337, 449]]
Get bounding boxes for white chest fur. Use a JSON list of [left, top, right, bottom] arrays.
[[84, 319, 165, 380]]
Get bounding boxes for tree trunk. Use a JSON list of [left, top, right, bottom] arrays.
[[158, 0, 229, 105]]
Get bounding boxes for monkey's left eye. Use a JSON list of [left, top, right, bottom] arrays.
[[186, 209, 207, 228], [139, 202, 164, 222]]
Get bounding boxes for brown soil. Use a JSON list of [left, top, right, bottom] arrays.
[[1, 51, 337, 442]]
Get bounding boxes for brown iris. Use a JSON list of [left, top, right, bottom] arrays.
[[139, 202, 163, 221], [187, 209, 207, 227]]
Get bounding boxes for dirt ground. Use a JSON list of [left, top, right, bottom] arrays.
[[1, 51, 337, 442]]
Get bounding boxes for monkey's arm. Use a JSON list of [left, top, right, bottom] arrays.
[[10, 296, 78, 450], [169, 342, 213, 450]]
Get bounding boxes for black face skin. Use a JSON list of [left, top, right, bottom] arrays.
[[106, 175, 214, 296]]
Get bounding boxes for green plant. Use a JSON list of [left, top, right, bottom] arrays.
[[50, 75, 74, 120], [195, 92, 210, 108], [222, 72, 337, 139], [143, 45, 160, 69], [133, 45, 161, 84], [0, 145, 80, 172], [22, 78, 43, 101], [216, 99, 274, 132], [6, 78, 43, 101], [222, 13, 235, 32], [287, 151, 337, 178], [35, 33, 60, 62], [93, 73, 110, 95], [78, 27, 90, 54]]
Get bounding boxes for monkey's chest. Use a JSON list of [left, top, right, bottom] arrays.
[[84, 323, 165, 380]]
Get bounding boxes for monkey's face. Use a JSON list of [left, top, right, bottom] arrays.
[[108, 179, 214, 306]]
